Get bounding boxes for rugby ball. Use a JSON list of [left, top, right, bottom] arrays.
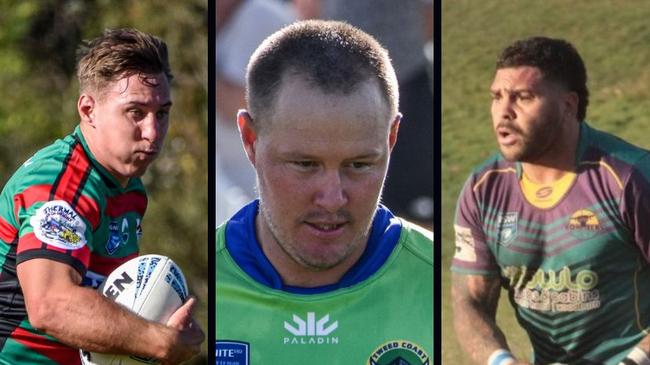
[[80, 254, 189, 365]]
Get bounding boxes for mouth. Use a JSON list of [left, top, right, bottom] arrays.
[[304, 221, 348, 236], [496, 127, 518, 146]]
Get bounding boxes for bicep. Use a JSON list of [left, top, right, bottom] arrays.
[[17, 259, 82, 312]]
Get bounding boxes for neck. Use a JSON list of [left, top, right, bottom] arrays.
[[79, 123, 129, 188], [255, 213, 367, 288], [521, 121, 580, 184]]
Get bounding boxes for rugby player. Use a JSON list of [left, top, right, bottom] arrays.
[[215, 20, 433, 364], [0, 28, 203, 364], [452, 36, 650, 365]]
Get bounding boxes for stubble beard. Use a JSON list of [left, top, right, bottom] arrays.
[[257, 197, 375, 272], [499, 109, 562, 163]]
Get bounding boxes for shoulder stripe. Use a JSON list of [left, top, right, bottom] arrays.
[[51, 140, 92, 208], [0, 215, 18, 244], [472, 167, 517, 192], [10, 326, 81, 365], [14, 184, 100, 230], [579, 160, 624, 189]]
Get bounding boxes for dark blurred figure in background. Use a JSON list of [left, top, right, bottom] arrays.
[[216, 0, 295, 224]]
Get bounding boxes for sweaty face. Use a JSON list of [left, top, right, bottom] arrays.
[[253, 76, 394, 272], [490, 66, 567, 162], [86, 73, 172, 186]]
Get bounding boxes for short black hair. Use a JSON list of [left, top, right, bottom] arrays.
[[246, 20, 398, 127], [496, 36, 589, 121]]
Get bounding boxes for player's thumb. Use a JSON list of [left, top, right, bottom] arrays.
[[167, 296, 196, 330]]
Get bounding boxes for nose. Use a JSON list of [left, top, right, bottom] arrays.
[[313, 170, 348, 213], [493, 96, 515, 121], [141, 114, 160, 143]]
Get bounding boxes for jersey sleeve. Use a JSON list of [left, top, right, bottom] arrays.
[[13, 147, 101, 277], [620, 155, 650, 263], [450, 174, 500, 275]]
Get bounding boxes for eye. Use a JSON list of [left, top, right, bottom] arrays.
[[348, 161, 372, 171], [290, 161, 318, 171], [128, 108, 145, 121], [490, 92, 501, 101], [156, 110, 170, 119], [516, 92, 534, 101]]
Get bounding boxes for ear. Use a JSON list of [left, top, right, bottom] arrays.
[[388, 113, 401, 151], [237, 110, 258, 165], [563, 91, 579, 122], [78, 94, 96, 125]]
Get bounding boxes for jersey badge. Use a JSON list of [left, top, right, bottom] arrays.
[[216, 340, 249, 365], [567, 209, 602, 239], [496, 212, 518, 246], [453, 225, 476, 262], [30, 200, 87, 250], [367, 340, 430, 365]]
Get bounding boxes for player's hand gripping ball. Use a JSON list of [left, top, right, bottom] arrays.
[[80, 254, 189, 365]]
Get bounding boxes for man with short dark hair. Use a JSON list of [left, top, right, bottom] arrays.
[[0, 28, 203, 364], [216, 20, 433, 364], [452, 36, 650, 365]]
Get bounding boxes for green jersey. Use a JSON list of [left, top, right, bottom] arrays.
[[216, 200, 433, 365], [452, 123, 650, 364], [0, 126, 145, 364]]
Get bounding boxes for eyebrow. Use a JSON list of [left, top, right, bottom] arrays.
[[125, 100, 173, 108]]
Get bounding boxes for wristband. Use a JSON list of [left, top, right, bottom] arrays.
[[620, 347, 650, 365], [488, 349, 516, 365]]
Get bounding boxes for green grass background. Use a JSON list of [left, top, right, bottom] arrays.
[[441, 1, 650, 363]]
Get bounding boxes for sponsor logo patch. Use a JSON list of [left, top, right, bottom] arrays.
[[30, 200, 87, 250], [367, 340, 430, 365], [495, 212, 518, 246], [453, 225, 476, 262], [567, 209, 601, 239], [216, 340, 249, 365], [283, 312, 339, 345]]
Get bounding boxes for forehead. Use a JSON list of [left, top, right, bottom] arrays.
[[101, 73, 171, 104], [259, 74, 391, 154], [490, 66, 546, 91]]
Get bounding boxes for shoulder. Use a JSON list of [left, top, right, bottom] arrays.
[[396, 218, 433, 267], [579, 123, 650, 186]]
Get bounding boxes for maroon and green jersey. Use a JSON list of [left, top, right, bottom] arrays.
[[452, 123, 650, 365], [0, 126, 146, 364]]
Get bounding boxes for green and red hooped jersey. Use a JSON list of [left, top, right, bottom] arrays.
[[452, 123, 650, 365], [216, 201, 433, 365], [0, 126, 146, 364]]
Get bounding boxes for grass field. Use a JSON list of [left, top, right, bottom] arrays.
[[441, 1, 650, 363]]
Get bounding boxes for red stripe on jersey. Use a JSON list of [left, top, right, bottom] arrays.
[[13, 185, 100, 230], [17, 233, 43, 254], [89, 251, 139, 276], [105, 191, 147, 217], [17, 233, 91, 268], [11, 327, 81, 365], [0, 215, 18, 243], [54, 143, 90, 202]]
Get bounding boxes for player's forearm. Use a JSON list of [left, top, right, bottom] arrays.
[[29, 284, 177, 359], [451, 273, 523, 365], [452, 293, 510, 363]]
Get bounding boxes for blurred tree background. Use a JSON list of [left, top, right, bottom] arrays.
[[0, 0, 208, 363]]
